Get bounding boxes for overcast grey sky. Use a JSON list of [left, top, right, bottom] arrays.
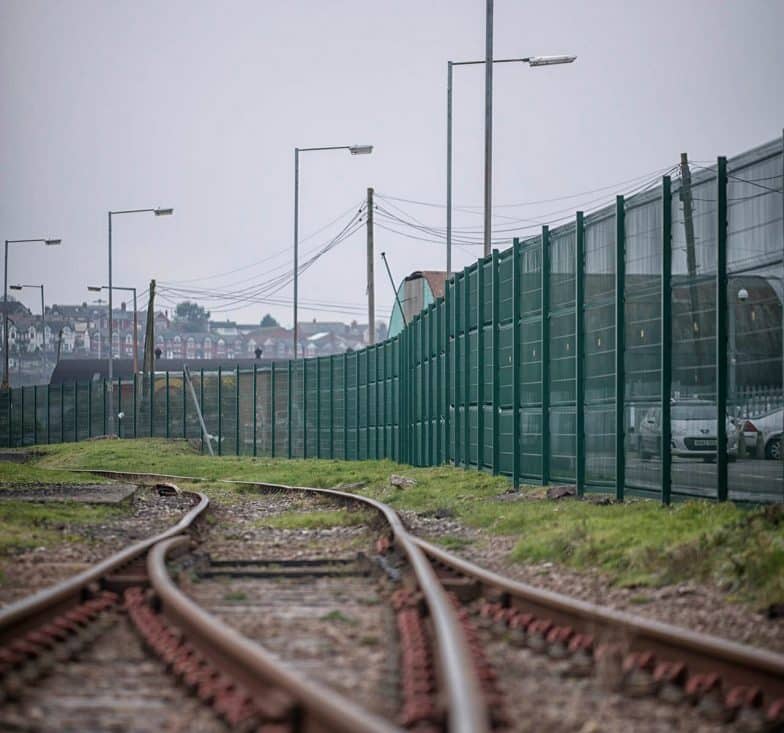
[[2, 0, 783, 328]]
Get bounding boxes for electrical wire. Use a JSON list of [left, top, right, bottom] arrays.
[[162, 200, 365, 286]]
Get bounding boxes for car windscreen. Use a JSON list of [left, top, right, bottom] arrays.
[[671, 404, 716, 420]]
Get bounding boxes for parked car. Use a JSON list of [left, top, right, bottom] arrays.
[[638, 401, 738, 462], [739, 407, 783, 460]]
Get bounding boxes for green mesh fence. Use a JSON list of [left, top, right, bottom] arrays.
[[1, 138, 781, 503]]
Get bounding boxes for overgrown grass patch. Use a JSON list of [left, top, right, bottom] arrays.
[[0, 461, 105, 487], [436, 535, 474, 551], [0, 500, 125, 554], [261, 509, 374, 530], [21, 439, 784, 607]]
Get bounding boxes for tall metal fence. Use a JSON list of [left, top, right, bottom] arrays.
[[1, 137, 782, 503]]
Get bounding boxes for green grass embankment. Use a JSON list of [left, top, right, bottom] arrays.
[[1, 439, 781, 607]]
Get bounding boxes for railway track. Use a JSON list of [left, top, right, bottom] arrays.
[[0, 475, 489, 733], [2, 467, 783, 732]]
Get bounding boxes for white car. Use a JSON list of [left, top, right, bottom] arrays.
[[740, 407, 783, 460], [638, 401, 738, 462]]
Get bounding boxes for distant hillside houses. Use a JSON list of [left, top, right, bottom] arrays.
[[0, 296, 388, 386]]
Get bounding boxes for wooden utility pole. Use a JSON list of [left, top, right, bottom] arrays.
[[679, 154, 705, 383], [142, 280, 156, 375], [679, 154, 697, 280], [367, 187, 375, 344]]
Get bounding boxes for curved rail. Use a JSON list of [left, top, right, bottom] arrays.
[[60, 468, 491, 733], [413, 535, 784, 702], [0, 485, 209, 642], [150, 536, 401, 733], [64, 468, 784, 717]]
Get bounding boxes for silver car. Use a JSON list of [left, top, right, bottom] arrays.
[[740, 407, 783, 460], [638, 401, 738, 462]]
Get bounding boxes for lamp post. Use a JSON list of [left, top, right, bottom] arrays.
[[448, 45, 576, 265], [107, 208, 172, 434], [293, 145, 372, 358], [3, 238, 60, 388], [9, 284, 46, 377], [88, 285, 138, 374]]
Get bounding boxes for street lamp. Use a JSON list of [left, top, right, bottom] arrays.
[[9, 284, 46, 377], [446, 54, 576, 274], [3, 238, 61, 388], [89, 285, 138, 374], [468, 7, 577, 264], [107, 207, 172, 434], [293, 145, 372, 358]]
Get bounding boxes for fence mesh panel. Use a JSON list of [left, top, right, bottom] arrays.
[[2, 138, 780, 503]]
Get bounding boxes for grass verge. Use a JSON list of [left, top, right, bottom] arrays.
[[261, 509, 374, 530], [0, 499, 125, 554], [4, 439, 783, 607]]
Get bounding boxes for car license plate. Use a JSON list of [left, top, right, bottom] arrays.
[[692, 439, 714, 447]]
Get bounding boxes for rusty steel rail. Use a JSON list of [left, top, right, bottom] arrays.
[[0, 485, 209, 643], [61, 468, 491, 733], [412, 535, 784, 708], [150, 536, 401, 733]]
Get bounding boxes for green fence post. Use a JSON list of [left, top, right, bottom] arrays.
[[430, 309, 436, 464], [419, 315, 425, 465], [270, 363, 276, 458], [329, 357, 334, 458], [134, 374, 138, 438], [46, 384, 51, 445], [396, 337, 401, 461], [252, 364, 257, 456], [403, 330, 409, 463], [19, 387, 25, 446], [165, 371, 170, 439], [492, 249, 500, 474], [615, 196, 626, 501], [454, 275, 461, 465], [182, 370, 186, 439], [316, 357, 321, 459], [343, 352, 348, 459], [6, 389, 11, 447], [541, 226, 551, 485], [235, 365, 240, 457], [477, 261, 486, 471], [512, 239, 521, 488], [410, 322, 415, 464], [217, 366, 222, 456], [62, 382, 66, 443], [33, 385, 38, 445], [286, 359, 291, 458], [436, 301, 442, 464], [716, 156, 728, 502], [303, 359, 308, 459], [426, 313, 431, 466], [445, 278, 451, 465], [199, 368, 204, 452], [353, 352, 359, 459], [463, 270, 470, 468], [661, 178, 673, 505], [375, 345, 381, 459], [405, 323, 411, 464], [116, 377, 121, 439], [366, 347, 371, 460], [379, 347, 384, 459], [150, 371, 154, 438], [575, 214, 586, 496]]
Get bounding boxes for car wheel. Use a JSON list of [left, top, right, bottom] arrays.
[[765, 436, 782, 461]]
